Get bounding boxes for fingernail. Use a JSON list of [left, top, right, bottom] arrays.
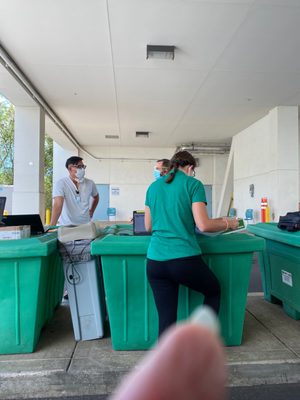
[[189, 305, 220, 336]]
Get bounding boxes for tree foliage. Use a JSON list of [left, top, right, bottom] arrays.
[[0, 96, 53, 209], [0, 99, 14, 184], [44, 134, 53, 210]]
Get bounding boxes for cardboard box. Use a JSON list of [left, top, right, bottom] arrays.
[[0, 225, 31, 240]]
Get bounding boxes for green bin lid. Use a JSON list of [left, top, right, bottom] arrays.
[[197, 233, 265, 254], [247, 222, 300, 247], [0, 232, 58, 258], [92, 235, 150, 255], [91, 232, 265, 256]]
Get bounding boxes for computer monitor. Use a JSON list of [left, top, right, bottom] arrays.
[[133, 211, 151, 236], [0, 197, 6, 225], [2, 214, 45, 235]]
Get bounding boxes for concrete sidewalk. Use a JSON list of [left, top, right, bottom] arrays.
[[1, 294, 300, 399]]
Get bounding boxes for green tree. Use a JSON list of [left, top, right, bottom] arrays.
[[0, 98, 14, 184], [0, 95, 53, 209], [44, 134, 53, 210]]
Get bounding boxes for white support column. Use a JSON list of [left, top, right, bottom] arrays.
[[274, 106, 299, 217], [53, 142, 78, 184], [13, 106, 45, 218], [216, 139, 235, 217]]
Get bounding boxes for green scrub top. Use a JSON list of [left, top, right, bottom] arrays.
[[145, 170, 207, 261]]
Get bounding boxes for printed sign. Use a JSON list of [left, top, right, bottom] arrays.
[[282, 270, 293, 287], [111, 187, 120, 196]]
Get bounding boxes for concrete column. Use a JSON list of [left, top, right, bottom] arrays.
[[273, 106, 299, 217], [215, 149, 233, 218], [13, 106, 45, 218], [53, 142, 78, 184]]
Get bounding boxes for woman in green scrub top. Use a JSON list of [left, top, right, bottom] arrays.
[[145, 151, 238, 336]]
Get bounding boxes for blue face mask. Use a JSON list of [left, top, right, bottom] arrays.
[[153, 169, 162, 180]]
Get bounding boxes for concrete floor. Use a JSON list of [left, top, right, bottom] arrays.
[[1, 293, 300, 399]]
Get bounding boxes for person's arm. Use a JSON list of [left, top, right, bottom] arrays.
[[50, 196, 64, 226], [144, 205, 152, 232], [89, 193, 99, 218], [192, 202, 238, 232]]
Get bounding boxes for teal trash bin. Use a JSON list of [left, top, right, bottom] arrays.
[[91, 232, 265, 350], [0, 233, 64, 354], [248, 222, 300, 319]]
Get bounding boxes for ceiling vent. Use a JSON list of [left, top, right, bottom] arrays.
[[146, 45, 175, 60], [136, 131, 149, 138], [176, 143, 231, 155], [105, 134, 119, 139]]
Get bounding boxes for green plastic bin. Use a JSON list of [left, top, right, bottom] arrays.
[[44, 247, 64, 322], [0, 233, 64, 354], [91, 233, 265, 350], [248, 222, 300, 319]]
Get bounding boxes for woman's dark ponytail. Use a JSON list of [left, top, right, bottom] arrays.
[[165, 151, 196, 184], [165, 166, 178, 183]]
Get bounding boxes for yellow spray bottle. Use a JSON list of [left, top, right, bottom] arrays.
[[265, 205, 270, 222], [45, 208, 51, 225]]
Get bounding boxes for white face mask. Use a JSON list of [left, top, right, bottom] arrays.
[[75, 168, 85, 181]]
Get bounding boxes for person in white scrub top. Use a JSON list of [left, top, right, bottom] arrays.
[[50, 156, 99, 226]]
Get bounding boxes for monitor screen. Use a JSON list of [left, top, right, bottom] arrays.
[[2, 214, 45, 235], [0, 197, 6, 223], [133, 211, 151, 236]]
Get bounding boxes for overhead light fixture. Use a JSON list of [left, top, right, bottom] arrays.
[[136, 131, 149, 138], [146, 45, 175, 60], [176, 143, 231, 155]]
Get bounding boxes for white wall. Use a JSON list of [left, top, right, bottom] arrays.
[[52, 144, 228, 221], [213, 153, 233, 217], [65, 146, 229, 221], [234, 106, 299, 221], [83, 157, 156, 221]]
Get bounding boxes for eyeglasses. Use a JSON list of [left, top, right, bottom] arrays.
[[72, 164, 86, 169]]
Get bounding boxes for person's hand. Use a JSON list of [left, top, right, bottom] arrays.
[[223, 217, 239, 231], [110, 322, 227, 400], [226, 217, 239, 230], [229, 218, 239, 230], [89, 209, 94, 218]]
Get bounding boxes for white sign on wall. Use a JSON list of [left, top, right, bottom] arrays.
[[111, 187, 120, 196]]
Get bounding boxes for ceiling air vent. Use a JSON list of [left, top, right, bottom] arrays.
[[105, 135, 119, 139], [135, 131, 149, 138]]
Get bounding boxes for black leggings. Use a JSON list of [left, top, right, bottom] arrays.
[[147, 255, 221, 336]]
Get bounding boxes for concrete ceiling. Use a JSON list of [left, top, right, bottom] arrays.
[[1, 0, 300, 152]]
